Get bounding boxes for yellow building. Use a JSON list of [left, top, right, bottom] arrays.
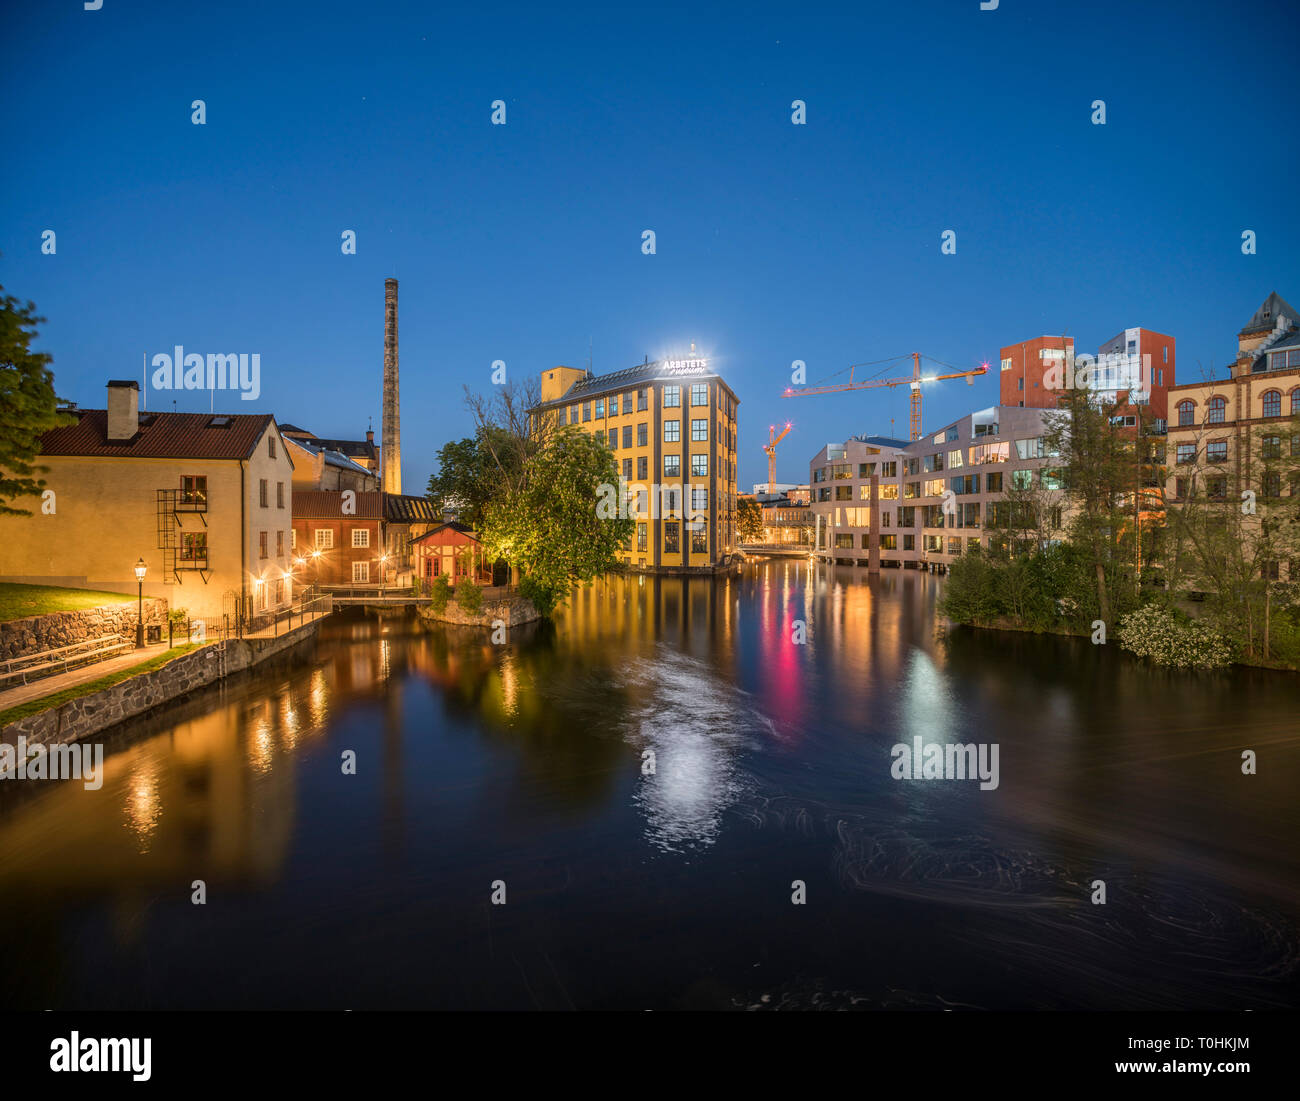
[[0, 380, 296, 626], [1165, 291, 1300, 579], [535, 355, 740, 570]]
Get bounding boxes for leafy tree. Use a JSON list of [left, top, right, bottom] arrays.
[[737, 496, 763, 542], [0, 285, 75, 515], [478, 426, 633, 617]]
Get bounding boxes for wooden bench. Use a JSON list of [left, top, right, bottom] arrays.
[[0, 635, 136, 689]]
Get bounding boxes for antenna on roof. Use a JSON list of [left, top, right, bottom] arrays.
[[588, 335, 593, 375]]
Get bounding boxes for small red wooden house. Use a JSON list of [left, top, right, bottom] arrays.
[[412, 523, 501, 585]]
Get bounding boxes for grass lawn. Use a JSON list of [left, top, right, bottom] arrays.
[[0, 643, 201, 727], [0, 582, 136, 623]]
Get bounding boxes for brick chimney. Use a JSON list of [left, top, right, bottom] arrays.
[[106, 380, 139, 441], [381, 278, 402, 495]]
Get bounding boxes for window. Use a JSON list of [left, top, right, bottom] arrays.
[[692, 487, 708, 511], [569, 405, 579, 425], [352, 561, 369, 583], [352, 528, 370, 548], [624, 393, 634, 415], [1292, 390, 1300, 416], [1207, 441, 1228, 463], [1015, 438, 1044, 460], [924, 479, 944, 497], [638, 389, 648, 411], [637, 456, 648, 479], [180, 475, 207, 506], [259, 479, 268, 507], [1040, 469, 1061, 490], [691, 383, 708, 406], [1175, 477, 1189, 499], [637, 423, 648, 447], [986, 471, 1003, 493], [276, 530, 284, 556], [593, 398, 604, 419], [623, 458, 632, 480], [834, 533, 854, 549], [609, 395, 620, 416], [904, 482, 919, 499], [268, 436, 276, 459], [664, 455, 681, 477], [691, 454, 708, 477], [1262, 390, 1282, 418], [1262, 473, 1282, 499], [315, 529, 334, 549], [691, 527, 707, 554], [1012, 469, 1033, 490], [664, 420, 680, 443], [924, 453, 944, 473], [277, 482, 285, 508], [1270, 350, 1300, 371], [691, 419, 708, 441], [636, 523, 647, 551], [623, 425, 633, 448], [180, 531, 207, 564], [1208, 396, 1226, 424], [608, 428, 618, 448], [881, 461, 897, 478], [858, 463, 875, 478], [259, 531, 268, 559], [1176, 442, 1196, 464], [903, 534, 915, 551], [947, 450, 964, 469], [1177, 400, 1195, 427], [879, 484, 899, 500], [835, 485, 852, 501], [663, 385, 681, 408], [664, 521, 680, 554], [291, 529, 297, 549], [582, 402, 591, 422], [1262, 435, 1282, 459]]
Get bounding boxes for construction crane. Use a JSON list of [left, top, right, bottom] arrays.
[[782, 352, 988, 441], [762, 422, 792, 493]]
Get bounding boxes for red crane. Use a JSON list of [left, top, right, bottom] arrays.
[[782, 352, 988, 440]]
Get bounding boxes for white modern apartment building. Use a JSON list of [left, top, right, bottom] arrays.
[[808, 406, 1065, 571]]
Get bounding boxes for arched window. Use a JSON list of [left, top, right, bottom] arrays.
[[1262, 390, 1281, 418], [1207, 396, 1226, 424], [1291, 388, 1300, 416], [1177, 400, 1195, 427]]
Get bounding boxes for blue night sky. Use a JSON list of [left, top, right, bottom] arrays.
[[2, 0, 1297, 493]]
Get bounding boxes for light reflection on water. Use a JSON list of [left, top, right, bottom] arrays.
[[0, 559, 1295, 1010]]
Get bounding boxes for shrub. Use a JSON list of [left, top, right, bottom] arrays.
[[1117, 603, 1232, 669], [428, 575, 451, 613], [455, 580, 483, 614], [518, 574, 560, 618]]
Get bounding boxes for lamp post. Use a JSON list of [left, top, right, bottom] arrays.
[[133, 557, 147, 647]]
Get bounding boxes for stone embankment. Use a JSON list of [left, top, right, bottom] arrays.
[[0, 599, 168, 662]]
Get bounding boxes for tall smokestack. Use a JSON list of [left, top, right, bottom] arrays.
[[382, 277, 401, 495]]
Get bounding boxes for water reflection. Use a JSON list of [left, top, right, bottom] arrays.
[[0, 560, 1295, 1010]]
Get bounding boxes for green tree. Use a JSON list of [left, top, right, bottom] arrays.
[[0, 285, 75, 515], [737, 496, 763, 542], [478, 426, 633, 617]]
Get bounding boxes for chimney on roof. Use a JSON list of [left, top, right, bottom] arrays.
[[106, 380, 139, 441], [381, 278, 402, 495], [366, 428, 374, 444]]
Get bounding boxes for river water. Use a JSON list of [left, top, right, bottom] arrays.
[[1, 560, 1296, 1009]]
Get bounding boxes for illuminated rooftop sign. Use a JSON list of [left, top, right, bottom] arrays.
[[661, 358, 709, 376]]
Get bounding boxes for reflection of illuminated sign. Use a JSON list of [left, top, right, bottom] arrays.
[[662, 358, 709, 375]]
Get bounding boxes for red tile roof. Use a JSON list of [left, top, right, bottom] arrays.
[[39, 409, 275, 460], [292, 490, 384, 519]]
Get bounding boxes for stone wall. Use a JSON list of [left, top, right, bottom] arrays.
[[0, 617, 321, 753], [417, 593, 540, 628], [0, 599, 169, 662]]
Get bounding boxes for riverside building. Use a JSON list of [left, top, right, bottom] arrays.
[[809, 406, 1065, 571], [534, 355, 740, 571]]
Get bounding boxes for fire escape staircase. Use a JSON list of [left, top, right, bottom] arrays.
[[157, 489, 211, 585]]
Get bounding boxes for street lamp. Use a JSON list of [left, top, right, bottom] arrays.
[[133, 557, 147, 647]]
